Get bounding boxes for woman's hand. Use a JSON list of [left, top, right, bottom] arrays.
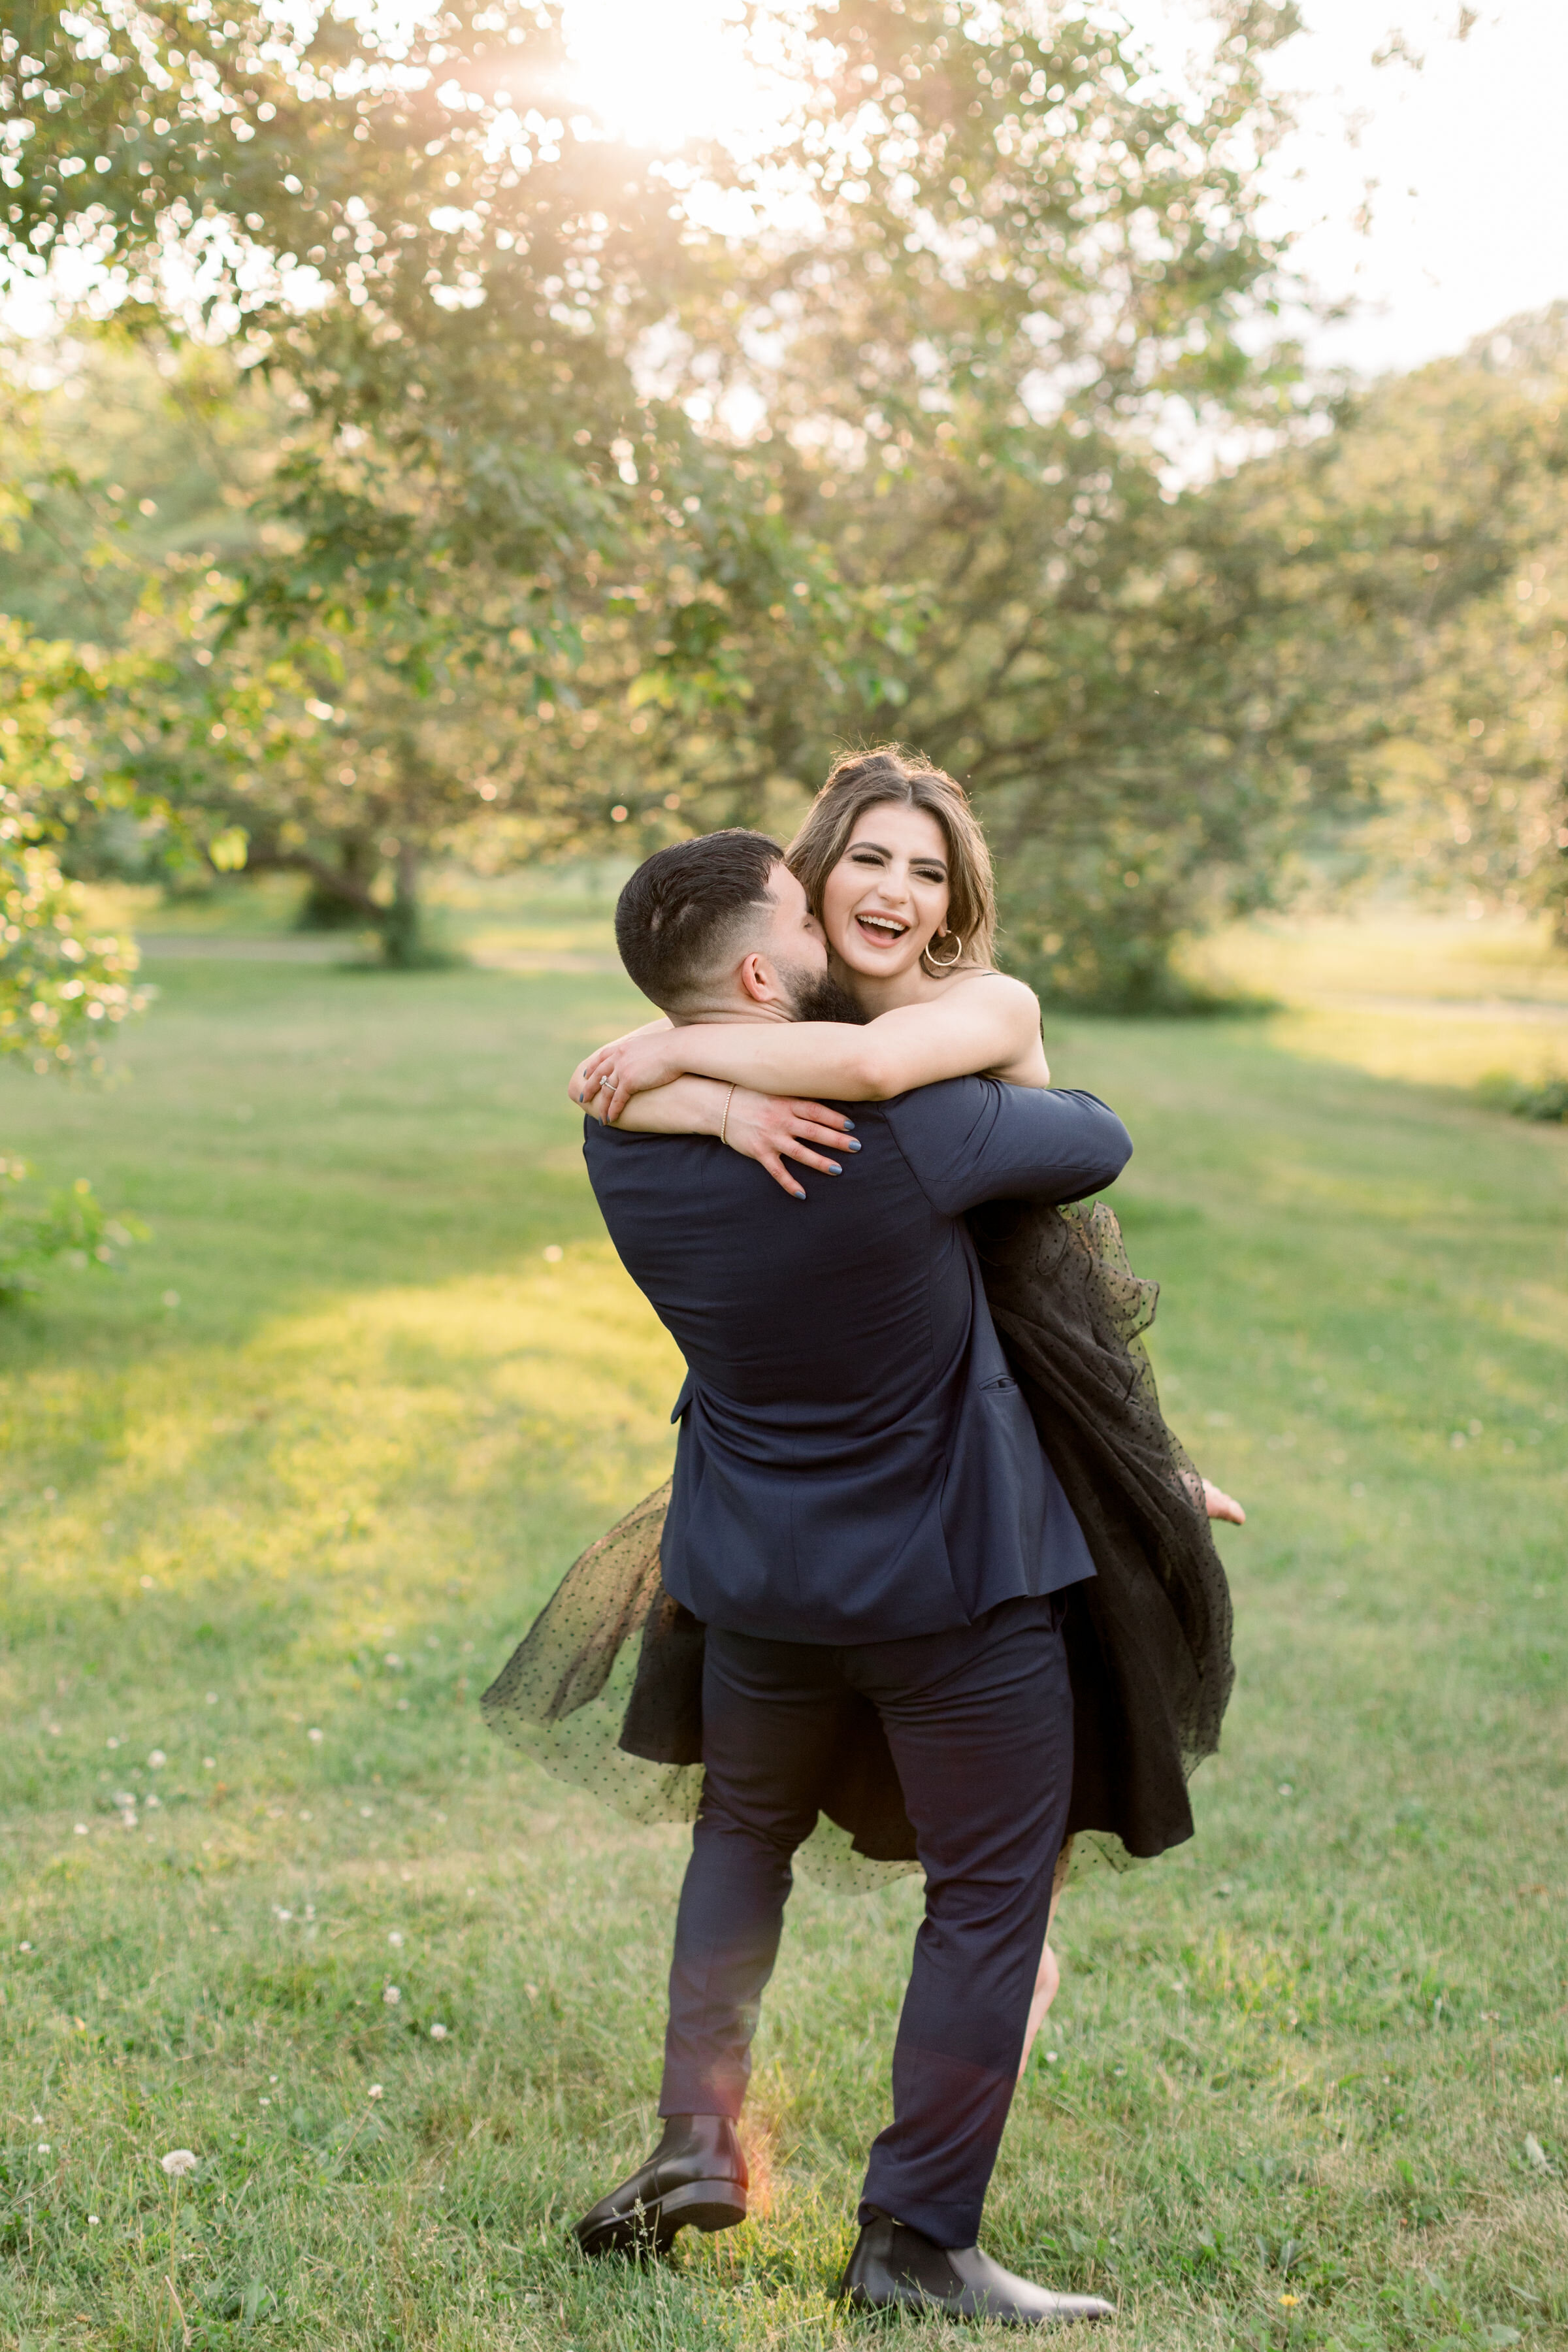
[[1202, 1478, 1246, 1526], [574, 1030, 685, 1120], [571, 1060, 857, 1196], [723, 1089, 860, 1198]]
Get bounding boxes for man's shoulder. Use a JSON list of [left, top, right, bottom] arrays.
[[581, 1119, 713, 1186], [582, 1119, 710, 1158]]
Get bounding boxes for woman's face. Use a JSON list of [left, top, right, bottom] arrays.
[[819, 800, 953, 983]]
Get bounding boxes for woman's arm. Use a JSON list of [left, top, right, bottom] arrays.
[[573, 1073, 858, 1198], [578, 975, 1047, 1124]]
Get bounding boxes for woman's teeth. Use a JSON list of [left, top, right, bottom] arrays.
[[857, 914, 907, 943]]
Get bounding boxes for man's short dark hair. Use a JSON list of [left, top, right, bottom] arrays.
[[615, 830, 783, 1009]]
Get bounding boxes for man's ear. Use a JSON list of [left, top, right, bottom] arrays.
[[738, 951, 784, 1007]]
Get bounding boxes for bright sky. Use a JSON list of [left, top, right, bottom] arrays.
[[1171, 0, 1568, 376], [562, 0, 1568, 382]]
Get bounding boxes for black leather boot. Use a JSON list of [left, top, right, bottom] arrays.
[[572, 2113, 748, 2257], [838, 2210, 1113, 2327]]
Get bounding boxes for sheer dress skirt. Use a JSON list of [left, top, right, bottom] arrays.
[[481, 1200, 1235, 1895]]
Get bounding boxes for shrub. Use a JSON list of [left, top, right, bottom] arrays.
[[0, 1158, 145, 1303], [1476, 1070, 1568, 1123]]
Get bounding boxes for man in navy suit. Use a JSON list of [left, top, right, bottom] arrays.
[[571, 832, 1130, 2325]]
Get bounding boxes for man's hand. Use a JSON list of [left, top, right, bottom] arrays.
[[574, 1031, 683, 1121], [723, 1090, 859, 1198], [1202, 1478, 1245, 1526]]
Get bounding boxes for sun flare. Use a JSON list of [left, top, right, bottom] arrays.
[[559, 0, 788, 153]]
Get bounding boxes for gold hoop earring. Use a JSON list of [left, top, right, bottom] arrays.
[[923, 928, 964, 971]]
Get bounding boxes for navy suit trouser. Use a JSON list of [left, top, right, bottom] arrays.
[[659, 1593, 1073, 2250]]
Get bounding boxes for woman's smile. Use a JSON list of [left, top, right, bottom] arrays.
[[853, 907, 911, 951]]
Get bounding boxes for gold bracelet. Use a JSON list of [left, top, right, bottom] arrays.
[[720, 1083, 737, 1148]]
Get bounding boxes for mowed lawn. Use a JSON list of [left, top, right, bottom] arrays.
[[1, 923, 1565, 2352]]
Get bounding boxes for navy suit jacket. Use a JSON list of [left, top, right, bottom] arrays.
[[583, 1079, 1133, 1644]]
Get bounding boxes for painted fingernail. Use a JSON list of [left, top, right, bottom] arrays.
[[843, 1138, 861, 1150], [842, 1119, 856, 1130], [826, 1162, 841, 1174]]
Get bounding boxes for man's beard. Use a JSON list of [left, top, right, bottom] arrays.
[[779, 966, 867, 1026]]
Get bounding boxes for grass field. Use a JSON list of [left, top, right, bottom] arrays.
[[1184, 911, 1568, 1096], [1, 890, 1566, 2351]]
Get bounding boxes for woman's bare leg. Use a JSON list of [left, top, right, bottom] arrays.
[[1018, 1837, 1074, 2080]]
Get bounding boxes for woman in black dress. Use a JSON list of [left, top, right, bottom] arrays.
[[485, 747, 1241, 2069]]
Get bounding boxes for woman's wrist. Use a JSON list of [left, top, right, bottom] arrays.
[[682, 1075, 737, 1137]]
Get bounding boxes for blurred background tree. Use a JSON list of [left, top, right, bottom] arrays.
[[0, 615, 150, 1296], [3, 0, 910, 958], [3, 0, 1565, 998], [1299, 311, 1568, 946]]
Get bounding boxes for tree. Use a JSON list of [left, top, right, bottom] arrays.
[[538, 0, 1345, 1002], [7, 0, 907, 955], [39, 0, 1544, 1002], [0, 618, 150, 1296], [9, 0, 1336, 992], [0, 331, 277, 645], [1288, 314, 1568, 942], [0, 621, 149, 1068]]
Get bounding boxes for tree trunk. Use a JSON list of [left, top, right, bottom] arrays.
[[296, 835, 378, 932], [379, 841, 424, 967]]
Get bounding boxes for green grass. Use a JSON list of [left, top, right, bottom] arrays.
[[1181, 909, 1568, 1096], [1, 923, 1566, 2351]]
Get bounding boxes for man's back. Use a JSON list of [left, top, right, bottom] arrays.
[[585, 1077, 1131, 1641]]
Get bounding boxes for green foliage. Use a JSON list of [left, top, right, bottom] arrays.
[[0, 336, 279, 649], [0, 588, 152, 1309], [0, 1155, 144, 1301], [491, 0, 1330, 1003], [587, 0, 1339, 1005], [5, 0, 1327, 992], [10, 0, 1560, 996], [1258, 310, 1568, 946], [3, 3, 900, 813], [1476, 1070, 1568, 1123], [0, 619, 149, 1070]]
